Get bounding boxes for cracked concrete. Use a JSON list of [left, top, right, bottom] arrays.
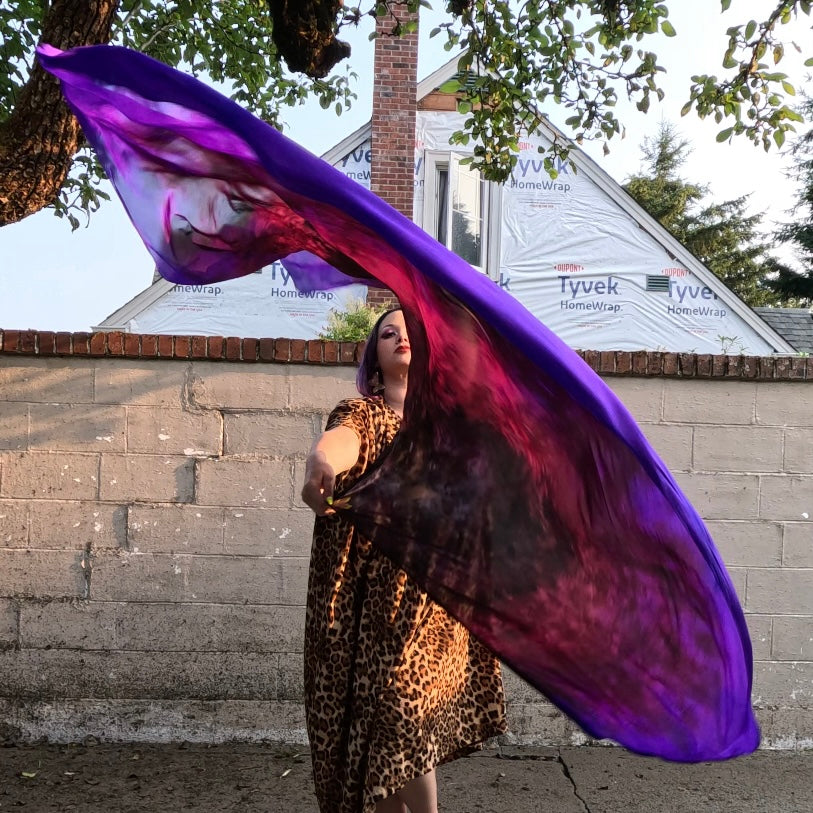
[[1, 744, 811, 812]]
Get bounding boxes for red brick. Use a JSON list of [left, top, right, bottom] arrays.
[[678, 353, 696, 377], [258, 338, 274, 361], [646, 352, 663, 376], [740, 355, 758, 378], [662, 353, 678, 375], [807, 358, 813, 380], [124, 333, 140, 357], [21, 330, 36, 353], [207, 336, 225, 360], [174, 336, 191, 359], [583, 350, 600, 372], [225, 337, 241, 361], [323, 341, 338, 363], [2, 330, 19, 352], [615, 352, 632, 375], [190, 336, 207, 359], [712, 355, 726, 377], [273, 339, 290, 362], [632, 351, 647, 375], [38, 331, 56, 355], [755, 356, 775, 379], [241, 338, 259, 362], [340, 342, 357, 363], [157, 335, 173, 357], [598, 351, 615, 374], [141, 335, 158, 357], [290, 340, 306, 363], [73, 332, 91, 354], [725, 355, 744, 378], [89, 332, 107, 356], [306, 340, 322, 363], [107, 331, 124, 356], [55, 332, 72, 355], [774, 356, 791, 379], [696, 354, 713, 377], [788, 357, 807, 380]]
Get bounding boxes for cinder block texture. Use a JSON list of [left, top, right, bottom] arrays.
[[756, 384, 813, 427], [0, 599, 15, 647], [785, 429, 813, 474], [223, 413, 319, 457], [128, 505, 225, 554], [0, 500, 28, 547], [753, 661, 813, 707], [693, 426, 783, 472], [20, 601, 305, 653], [126, 407, 222, 456], [663, 380, 755, 425], [746, 614, 772, 661], [0, 650, 278, 700], [2, 356, 812, 747], [605, 378, 663, 422], [638, 424, 692, 470], [706, 521, 783, 567], [0, 359, 94, 404], [28, 404, 126, 452], [196, 458, 293, 508], [771, 617, 813, 661], [0, 550, 86, 599], [287, 368, 357, 410], [673, 473, 759, 520], [0, 452, 98, 500], [93, 360, 188, 406], [223, 508, 314, 557], [746, 569, 813, 615], [99, 454, 194, 503], [783, 523, 813, 567], [760, 476, 813, 521], [0, 403, 28, 450], [28, 501, 126, 550], [192, 364, 287, 410], [91, 552, 308, 605]]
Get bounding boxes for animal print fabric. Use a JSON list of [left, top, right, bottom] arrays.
[[304, 397, 506, 813]]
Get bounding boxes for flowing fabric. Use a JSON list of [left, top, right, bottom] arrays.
[[39, 44, 759, 762]]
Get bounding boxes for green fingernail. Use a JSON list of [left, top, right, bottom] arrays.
[[326, 496, 334, 505]]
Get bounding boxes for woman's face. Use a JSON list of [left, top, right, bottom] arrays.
[[376, 310, 411, 379]]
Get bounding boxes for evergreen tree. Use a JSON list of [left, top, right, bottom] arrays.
[[768, 95, 813, 306], [624, 123, 782, 307]]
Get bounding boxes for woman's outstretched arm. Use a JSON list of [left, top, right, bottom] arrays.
[[301, 425, 360, 516]]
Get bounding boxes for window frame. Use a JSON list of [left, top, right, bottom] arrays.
[[421, 150, 501, 281]]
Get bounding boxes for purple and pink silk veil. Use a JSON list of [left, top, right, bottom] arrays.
[[39, 44, 759, 762]]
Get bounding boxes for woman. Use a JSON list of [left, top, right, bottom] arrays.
[[301, 308, 507, 813]]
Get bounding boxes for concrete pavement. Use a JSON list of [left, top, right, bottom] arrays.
[[1, 743, 811, 812]]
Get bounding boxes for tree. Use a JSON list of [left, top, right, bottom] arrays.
[[0, 0, 357, 228], [768, 94, 813, 305], [0, 0, 810, 227], [624, 122, 782, 306]]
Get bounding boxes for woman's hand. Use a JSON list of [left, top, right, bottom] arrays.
[[301, 450, 337, 516]]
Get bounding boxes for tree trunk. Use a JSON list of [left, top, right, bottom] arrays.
[[0, 0, 119, 226]]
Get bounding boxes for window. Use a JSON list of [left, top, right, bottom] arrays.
[[422, 151, 501, 280]]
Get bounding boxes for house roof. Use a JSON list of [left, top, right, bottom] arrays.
[[96, 52, 796, 354], [753, 308, 813, 353]]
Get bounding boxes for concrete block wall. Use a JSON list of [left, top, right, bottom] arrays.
[[0, 332, 811, 750]]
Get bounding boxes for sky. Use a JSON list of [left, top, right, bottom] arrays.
[[0, 0, 810, 332]]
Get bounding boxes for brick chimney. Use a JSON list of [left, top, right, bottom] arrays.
[[367, 2, 419, 308]]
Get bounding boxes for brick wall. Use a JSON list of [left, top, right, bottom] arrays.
[[366, 1, 418, 310], [0, 332, 811, 749]]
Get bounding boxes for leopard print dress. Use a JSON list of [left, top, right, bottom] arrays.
[[304, 397, 507, 813]]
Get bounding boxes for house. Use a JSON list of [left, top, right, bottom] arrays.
[[95, 46, 794, 356]]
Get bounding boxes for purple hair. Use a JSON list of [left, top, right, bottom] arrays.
[[356, 307, 403, 396]]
